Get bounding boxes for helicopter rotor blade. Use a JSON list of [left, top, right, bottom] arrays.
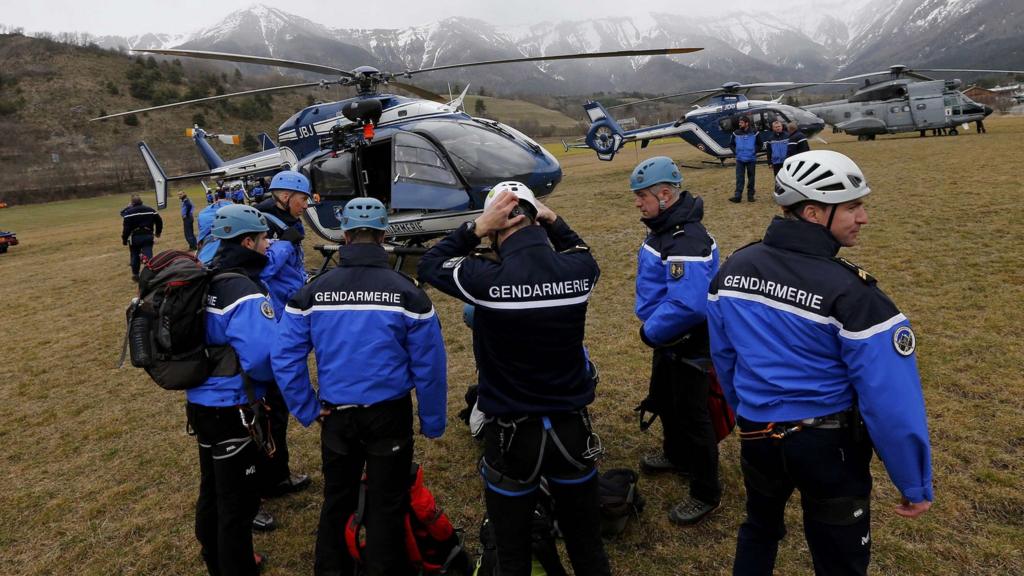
[[772, 81, 857, 94], [91, 81, 331, 121], [606, 88, 720, 110], [389, 80, 445, 102], [403, 47, 702, 76], [915, 68, 1024, 75], [132, 48, 354, 78]]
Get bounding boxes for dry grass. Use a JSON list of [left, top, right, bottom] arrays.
[[1, 116, 1022, 575]]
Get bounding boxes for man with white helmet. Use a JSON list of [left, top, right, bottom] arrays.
[[629, 156, 723, 526], [707, 150, 933, 575], [418, 182, 610, 576], [274, 197, 447, 576]]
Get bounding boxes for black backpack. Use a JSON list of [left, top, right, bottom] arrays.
[[121, 250, 244, 390], [598, 468, 645, 537]]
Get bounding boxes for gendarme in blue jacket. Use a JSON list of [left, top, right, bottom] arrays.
[[729, 128, 764, 163], [766, 130, 790, 166], [418, 218, 599, 417], [187, 242, 275, 407], [257, 199, 307, 319], [636, 192, 719, 348], [273, 243, 447, 435], [706, 216, 933, 503], [196, 199, 233, 264]]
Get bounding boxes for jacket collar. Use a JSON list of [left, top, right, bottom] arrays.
[[212, 241, 268, 282], [496, 224, 550, 258], [642, 191, 703, 234], [762, 216, 841, 257], [339, 242, 390, 268]]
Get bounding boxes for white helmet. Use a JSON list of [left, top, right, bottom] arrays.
[[774, 150, 871, 207], [484, 181, 539, 213]]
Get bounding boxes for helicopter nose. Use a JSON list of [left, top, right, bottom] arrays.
[[983, 105, 993, 117]]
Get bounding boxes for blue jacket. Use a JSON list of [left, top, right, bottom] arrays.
[[181, 197, 194, 220], [187, 242, 275, 407], [273, 243, 447, 434], [729, 128, 763, 162], [196, 200, 232, 264], [418, 218, 599, 416], [257, 200, 307, 319], [766, 131, 790, 165], [121, 204, 163, 245], [636, 193, 719, 349], [232, 189, 246, 203], [707, 217, 933, 503], [788, 130, 810, 155]]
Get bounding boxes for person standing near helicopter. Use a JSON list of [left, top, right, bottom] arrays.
[[729, 115, 764, 203], [766, 120, 790, 177]]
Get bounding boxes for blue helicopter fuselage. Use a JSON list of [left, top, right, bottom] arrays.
[[584, 94, 825, 161]]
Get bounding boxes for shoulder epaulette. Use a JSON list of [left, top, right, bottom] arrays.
[[560, 244, 590, 254], [671, 224, 686, 238], [396, 270, 420, 287], [832, 256, 876, 285], [470, 247, 501, 262]]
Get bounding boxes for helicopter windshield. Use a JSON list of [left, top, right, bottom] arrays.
[[412, 120, 539, 188]]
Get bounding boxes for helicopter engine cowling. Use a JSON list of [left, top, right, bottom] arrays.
[[342, 99, 384, 125], [944, 79, 963, 90]]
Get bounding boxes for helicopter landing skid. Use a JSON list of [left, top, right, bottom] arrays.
[[677, 159, 734, 170]]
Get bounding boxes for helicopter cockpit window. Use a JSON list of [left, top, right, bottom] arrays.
[[412, 120, 539, 188], [718, 116, 735, 132], [394, 140, 459, 186], [309, 154, 357, 199]]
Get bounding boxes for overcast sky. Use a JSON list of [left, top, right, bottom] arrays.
[[0, 0, 833, 36]]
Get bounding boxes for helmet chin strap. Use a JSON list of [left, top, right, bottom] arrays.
[[825, 205, 837, 230]]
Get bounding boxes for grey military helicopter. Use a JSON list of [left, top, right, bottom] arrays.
[[804, 65, 1024, 140]]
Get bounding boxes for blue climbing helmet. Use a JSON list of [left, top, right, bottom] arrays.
[[269, 170, 312, 197], [212, 204, 269, 239], [629, 156, 683, 192], [340, 197, 388, 232]]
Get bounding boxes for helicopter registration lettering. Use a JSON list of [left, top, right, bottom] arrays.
[[298, 125, 317, 138]]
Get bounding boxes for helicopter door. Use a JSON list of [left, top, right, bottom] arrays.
[[907, 82, 945, 129], [390, 132, 469, 211]]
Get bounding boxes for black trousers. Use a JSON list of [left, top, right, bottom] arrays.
[[650, 350, 721, 504], [316, 394, 414, 576], [482, 413, 610, 576], [184, 216, 198, 250], [733, 416, 873, 576], [734, 161, 757, 198], [258, 383, 293, 495], [188, 403, 262, 576], [128, 233, 153, 276]]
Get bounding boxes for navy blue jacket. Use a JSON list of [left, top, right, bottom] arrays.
[[181, 197, 194, 220], [729, 128, 764, 162], [418, 218, 599, 416], [274, 243, 447, 435], [788, 130, 810, 155], [636, 193, 719, 349], [257, 200, 307, 319], [766, 130, 790, 165], [188, 242, 275, 407], [121, 204, 163, 245], [707, 217, 933, 503]]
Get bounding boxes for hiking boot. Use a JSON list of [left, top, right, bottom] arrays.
[[639, 454, 688, 476], [747, 196, 757, 202], [728, 196, 742, 204], [668, 496, 719, 526], [268, 473, 311, 497], [252, 508, 276, 532]]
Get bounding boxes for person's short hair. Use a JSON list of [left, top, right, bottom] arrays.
[[787, 121, 798, 132], [130, 194, 142, 206], [221, 231, 263, 245], [345, 227, 385, 244]]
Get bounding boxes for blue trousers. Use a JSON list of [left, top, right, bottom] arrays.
[[128, 234, 153, 276], [734, 161, 757, 199], [733, 416, 873, 576]]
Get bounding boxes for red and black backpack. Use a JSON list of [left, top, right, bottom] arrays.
[[345, 463, 471, 575]]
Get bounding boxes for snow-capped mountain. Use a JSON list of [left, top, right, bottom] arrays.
[[89, 1, 1024, 95]]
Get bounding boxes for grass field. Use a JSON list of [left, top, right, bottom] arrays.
[[1, 116, 1022, 575]]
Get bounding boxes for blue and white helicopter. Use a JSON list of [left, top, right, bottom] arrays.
[[95, 46, 701, 247], [580, 81, 832, 163]]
